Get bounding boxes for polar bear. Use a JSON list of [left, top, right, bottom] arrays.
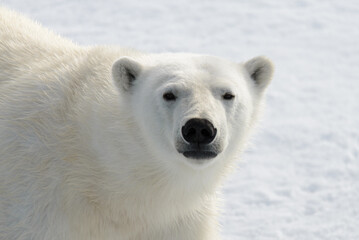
[[0, 7, 273, 240]]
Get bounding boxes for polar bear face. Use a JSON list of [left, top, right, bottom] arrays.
[[112, 54, 273, 168]]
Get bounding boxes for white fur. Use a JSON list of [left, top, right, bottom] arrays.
[[0, 7, 273, 240]]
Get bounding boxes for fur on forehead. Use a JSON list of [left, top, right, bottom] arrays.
[[140, 53, 234, 69], [139, 53, 241, 82]]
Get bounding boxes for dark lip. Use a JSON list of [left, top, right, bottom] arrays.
[[182, 150, 218, 160], [176, 140, 221, 160]]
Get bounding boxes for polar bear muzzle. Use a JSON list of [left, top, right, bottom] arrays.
[[180, 118, 218, 160]]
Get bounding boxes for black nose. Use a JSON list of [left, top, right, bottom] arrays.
[[181, 118, 217, 145]]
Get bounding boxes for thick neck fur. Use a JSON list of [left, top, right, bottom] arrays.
[[53, 50, 228, 238]]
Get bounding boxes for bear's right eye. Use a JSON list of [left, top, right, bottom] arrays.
[[163, 92, 177, 101]]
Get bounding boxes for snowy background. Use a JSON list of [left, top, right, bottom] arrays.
[[1, 0, 358, 239]]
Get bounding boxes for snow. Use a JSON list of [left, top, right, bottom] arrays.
[[2, 0, 359, 239]]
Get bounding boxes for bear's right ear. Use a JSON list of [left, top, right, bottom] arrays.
[[112, 57, 142, 92]]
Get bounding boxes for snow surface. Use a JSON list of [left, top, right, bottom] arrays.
[[2, 0, 358, 239]]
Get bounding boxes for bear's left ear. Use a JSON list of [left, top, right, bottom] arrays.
[[244, 56, 274, 91], [112, 57, 142, 92]]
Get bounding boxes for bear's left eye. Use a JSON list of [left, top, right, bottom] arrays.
[[163, 92, 177, 101], [222, 92, 235, 100]]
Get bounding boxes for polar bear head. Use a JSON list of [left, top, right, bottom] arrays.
[[111, 54, 273, 169]]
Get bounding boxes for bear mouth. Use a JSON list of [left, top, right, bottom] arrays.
[[176, 142, 220, 160], [176, 138, 222, 161], [182, 150, 218, 160]]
